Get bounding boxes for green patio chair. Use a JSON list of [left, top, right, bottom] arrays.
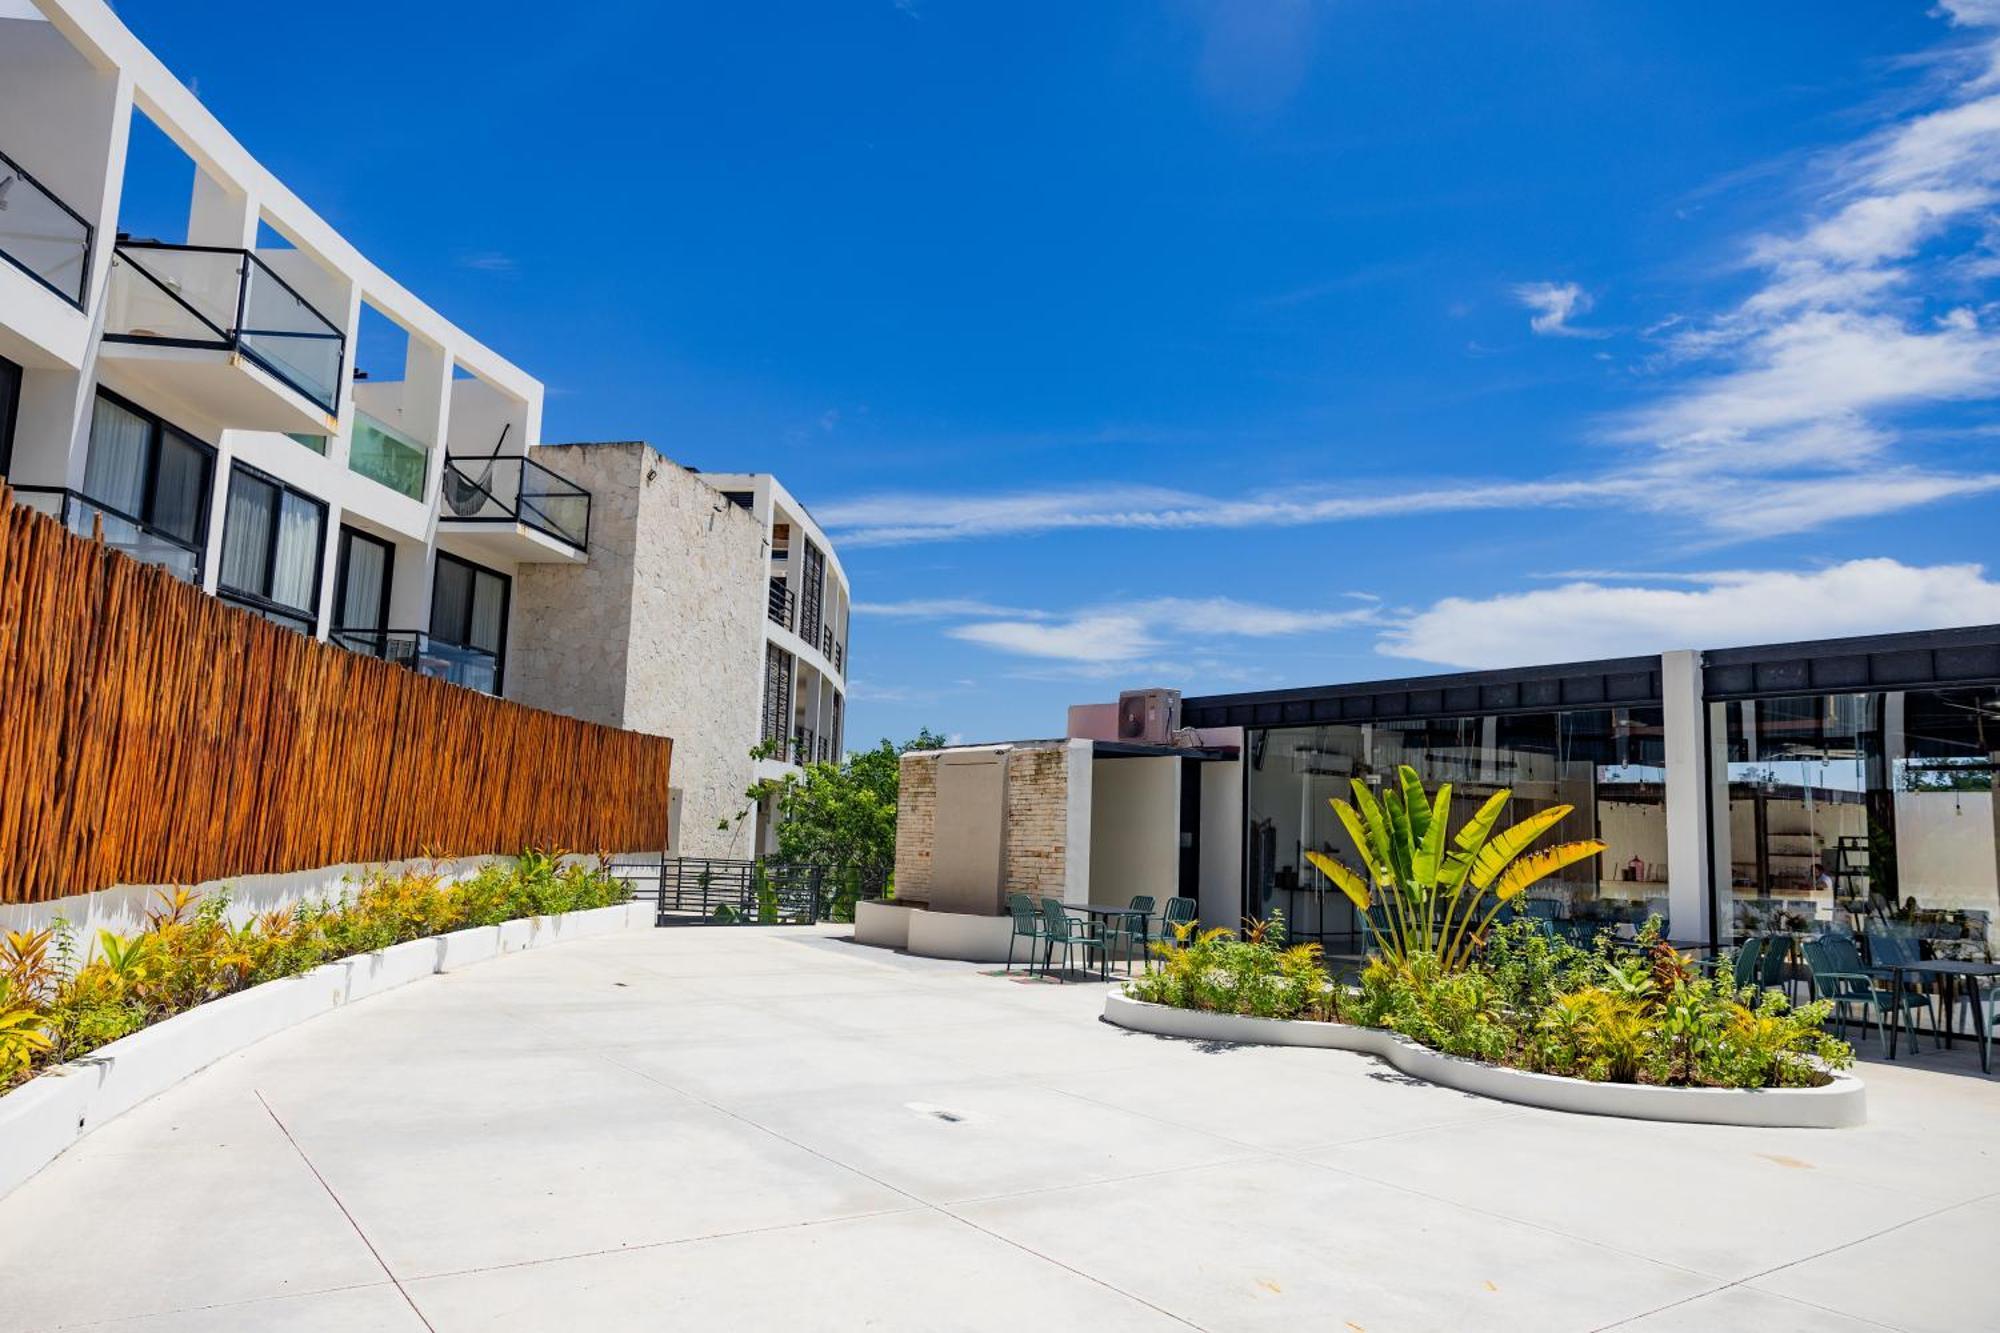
[[1802, 936, 1935, 1057], [1005, 892, 1050, 974], [1705, 934, 1762, 991], [1759, 932, 1793, 1000], [1158, 896, 1198, 950], [1038, 897, 1104, 983], [1101, 895, 1154, 976]]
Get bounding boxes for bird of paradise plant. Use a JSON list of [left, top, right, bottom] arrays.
[[1304, 765, 1605, 972]]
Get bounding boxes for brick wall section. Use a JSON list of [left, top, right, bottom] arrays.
[[1004, 745, 1069, 899], [896, 743, 1074, 908], [895, 751, 937, 900]]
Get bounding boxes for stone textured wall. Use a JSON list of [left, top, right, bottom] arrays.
[[512, 443, 767, 859], [1004, 745, 1069, 899], [895, 751, 937, 901], [895, 743, 1076, 907]]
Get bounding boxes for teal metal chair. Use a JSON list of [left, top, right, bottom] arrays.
[[1101, 895, 1154, 975], [1157, 897, 1198, 950], [1037, 897, 1104, 982], [1707, 934, 1762, 991], [1803, 935, 1936, 1056], [1005, 892, 1048, 974], [1759, 933, 1793, 1001]]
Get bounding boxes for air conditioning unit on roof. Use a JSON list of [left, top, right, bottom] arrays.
[[1117, 688, 1181, 745]]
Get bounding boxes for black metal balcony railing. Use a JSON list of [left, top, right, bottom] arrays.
[[767, 581, 794, 630], [440, 454, 590, 551], [330, 627, 501, 695], [103, 241, 346, 415], [819, 625, 846, 674], [10, 486, 202, 583], [0, 146, 93, 308]]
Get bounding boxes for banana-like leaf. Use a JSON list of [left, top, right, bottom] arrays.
[[1349, 780, 1395, 880], [1328, 798, 1387, 885], [1305, 851, 1371, 912], [1468, 804, 1574, 889], [1454, 789, 1512, 852], [1491, 840, 1607, 901], [1398, 765, 1431, 845], [1382, 788, 1417, 887], [1414, 782, 1452, 885]]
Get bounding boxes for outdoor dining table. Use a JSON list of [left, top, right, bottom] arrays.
[[1880, 959, 2000, 1066], [1063, 903, 1152, 979]]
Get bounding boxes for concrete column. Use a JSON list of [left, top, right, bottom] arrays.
[[1661, 650, 1712, 939], [1063, 740, 1093, 905]]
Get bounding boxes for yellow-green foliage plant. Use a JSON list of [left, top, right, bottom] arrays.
[[1304, 765, 1607, 971], [0, 853, 628, 1093]]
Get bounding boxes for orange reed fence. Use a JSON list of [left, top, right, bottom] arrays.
[[0, 487, 671, 905]]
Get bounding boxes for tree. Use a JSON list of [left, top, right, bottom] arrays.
[[721, 730, 945, 870]]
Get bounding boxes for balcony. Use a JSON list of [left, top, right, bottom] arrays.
[[0, 145, 93, 310], [768, 580, 794, 630], [436, 454, 589, 563], [11, 485, 202, 583], [330, 627, 501, 695], [349, 410, 429, 501], [101, 241, 345, 434], [819, 624, 846, 675]]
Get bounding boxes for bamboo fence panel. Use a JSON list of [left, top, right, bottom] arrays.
[[0, 486, 671, 905]]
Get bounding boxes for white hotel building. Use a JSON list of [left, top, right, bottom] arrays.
[[0, 0, 849, 852]]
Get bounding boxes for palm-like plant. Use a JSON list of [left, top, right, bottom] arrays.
[[1304, 765, 1605, 972]]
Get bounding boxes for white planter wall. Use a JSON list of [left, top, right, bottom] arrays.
[[0, 902, 651, 1202], [853, 899, 914, 949], [904, 908, 1037, 964], [1103, 993, 1866, 1130]]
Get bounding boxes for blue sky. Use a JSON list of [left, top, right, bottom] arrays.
[[124, 1, 2000, 746]]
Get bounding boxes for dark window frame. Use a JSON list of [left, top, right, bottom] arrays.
[[217, 459, 328, 631], [429, 549, 511, 691], [0, 353, 20, 478], [84, 387, 218, 551], [332, 524, 395, 633]]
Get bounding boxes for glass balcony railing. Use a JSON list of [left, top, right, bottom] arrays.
[[10, 485, 203, 582], [104, 241, 346, 414], [439, 454, 590, 551], [331, 627, 501, 695], [349, 410, 430, 500], [0, 146, 93, 308]]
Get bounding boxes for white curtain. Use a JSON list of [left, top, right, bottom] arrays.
[[150, 432, 210, 544], [270, 491, 321, 612], [469, 570, 506, 654], [219, 471, 273, 595], [83, 396, 151, 516], [339, 536, 387, 628]]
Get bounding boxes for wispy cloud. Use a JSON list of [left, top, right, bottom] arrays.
[[925, 596, 1379, 665], [456, 251, 518, 273], [1378, 559, 2000, 669], [1513, 281, 1606, 338], [855, 597, 1051, 620]]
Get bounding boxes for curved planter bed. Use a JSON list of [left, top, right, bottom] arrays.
[[0, 901, 653, 1201], [1103, 993, 1865, 1130]]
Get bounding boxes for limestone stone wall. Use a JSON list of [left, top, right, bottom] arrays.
[[512, 443, 767, 859], [1004, 745, 1069, 899], [894, 751, 936, 901]]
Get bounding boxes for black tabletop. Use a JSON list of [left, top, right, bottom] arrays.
[[1067, 903, 1149, 918], [1886, 959, 2000, 977]]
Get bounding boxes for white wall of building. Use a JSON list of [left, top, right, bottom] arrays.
[[1087, 756, 1181, 907]]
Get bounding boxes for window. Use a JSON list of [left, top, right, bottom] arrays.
[[80, 390, 214, 552], [0, 354, 20, 477], [218, 463, 326, 632], [798, 538, 825, 644], [333, 526, 393, 632], [429, 551, 510, 690]]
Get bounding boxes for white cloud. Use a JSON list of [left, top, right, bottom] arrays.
[[854, 597, 1050, 620], [1513, 281, 1606, 337], [942, 596, 1377, 664], [1378, 559, 2000, 669]]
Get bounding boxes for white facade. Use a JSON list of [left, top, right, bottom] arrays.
[[700, 473, 852, 850], [0, 0, 585, 700]]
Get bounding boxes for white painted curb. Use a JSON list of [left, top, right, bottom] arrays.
[[0, 902, 648, 1201], [853, 899, 913, 950], [1103, 993, 1866, 1129]]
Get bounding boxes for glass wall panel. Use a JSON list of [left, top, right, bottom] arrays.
[[1711, 688, 2000, 954], [1245, 706, 1668, 953]]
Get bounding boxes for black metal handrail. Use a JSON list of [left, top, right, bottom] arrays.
[[767, 580, 794, 629], [439, 454, 590, 551], [103, 241, 346, 414], [330, 625, 502, 694], [655, 857, 889, 926], [0, 144, 93, 308], [9, 485, 202, 582]]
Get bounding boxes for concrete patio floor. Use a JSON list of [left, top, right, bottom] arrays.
[[3, 925, 1998, 1332]]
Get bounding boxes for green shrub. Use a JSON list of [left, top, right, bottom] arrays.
[[0, 852, 628, 1093], [1125, 917, 1340, 1022]]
